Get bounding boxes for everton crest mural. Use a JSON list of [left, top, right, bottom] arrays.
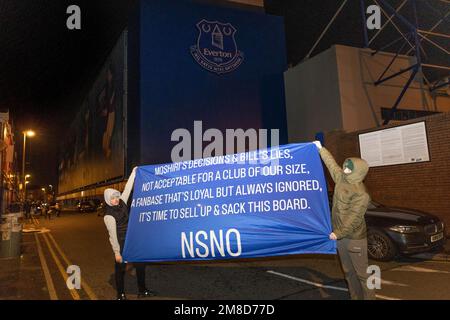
[[190, 20, 244, 74]]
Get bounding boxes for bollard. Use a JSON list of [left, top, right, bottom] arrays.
[[0, 212, 23, 259]]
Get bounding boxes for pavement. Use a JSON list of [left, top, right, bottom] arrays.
[[1, 211, 450, 300], [0, 230, 49, 299]]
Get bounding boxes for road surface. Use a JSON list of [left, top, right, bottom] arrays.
[[9, 211, 450, 300]]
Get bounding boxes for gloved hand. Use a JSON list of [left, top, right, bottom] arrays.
[[313, 141, 322, 149]]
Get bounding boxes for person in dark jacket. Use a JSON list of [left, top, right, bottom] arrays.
[[314, 141, 375, 300], [24, 201, 31, 221], [103, 167, 155, 300]]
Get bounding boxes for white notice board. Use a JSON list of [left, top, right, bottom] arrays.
[[358, 122, 430, 167]]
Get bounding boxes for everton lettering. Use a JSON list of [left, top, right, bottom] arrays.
[[181, 228, 242, 258], [203, 48, 233, 58]]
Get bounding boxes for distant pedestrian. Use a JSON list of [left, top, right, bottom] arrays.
[[24, 201, 31, 221], [314, 141, 375, 300], [55, 202, 61, 217], [103, 167, 155, 300], [30, 204, 36, 217], [42, 204, 50, 220]]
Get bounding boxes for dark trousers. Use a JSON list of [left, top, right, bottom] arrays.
[[337, 238, 376, 300], [114, 261, 147, 295]]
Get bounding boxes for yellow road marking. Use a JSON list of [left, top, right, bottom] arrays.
[[47, 232, 98, 300], [41, 233, 80, 300], [375, 294, 401, 300], [34, 233, 58, 300], [32, 215, 98, 300], [422, 260, 450, 264], [32, 216, 40, 225]]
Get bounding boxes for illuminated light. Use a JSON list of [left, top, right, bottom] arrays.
[[25, 130, 35, 137]]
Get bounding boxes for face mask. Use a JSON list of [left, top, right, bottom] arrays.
[[343, 167, 352, 174], [343, 159, 354, 174]]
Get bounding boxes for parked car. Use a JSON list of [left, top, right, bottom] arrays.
[[78, 201, 96, 213], [328, 194, 446, 261], [365, 200, 445, 261]]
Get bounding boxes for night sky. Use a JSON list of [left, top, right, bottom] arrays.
[[0, 0, 447, 191], [1, 0, 138, 190]]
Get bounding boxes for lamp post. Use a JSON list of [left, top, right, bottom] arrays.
[[41, 187, 47, 203], [22, 130, 35, 200], [24, 174, 31, 201], [48, 185, 54, 202]]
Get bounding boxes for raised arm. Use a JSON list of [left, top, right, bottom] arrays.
[[120, 167, 137, 204], [315, 144, 343, 184]]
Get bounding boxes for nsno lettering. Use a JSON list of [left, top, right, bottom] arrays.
[[181, 228, 242, 258]]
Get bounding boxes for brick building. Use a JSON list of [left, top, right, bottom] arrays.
[[0, 110, 18, 213], [323, 112, 450, 235]]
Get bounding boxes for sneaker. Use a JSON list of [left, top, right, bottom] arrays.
[[137, 289, 156, 298], [117, 293, 127, 300]]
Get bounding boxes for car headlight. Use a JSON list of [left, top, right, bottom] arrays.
[[389, 225, 421, 234]]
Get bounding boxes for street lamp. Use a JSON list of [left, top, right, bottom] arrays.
[[48, 185, 54, 201], [23, 175, 31, 201], [22, 130, 35, 200], [41, 187, 47, 202]]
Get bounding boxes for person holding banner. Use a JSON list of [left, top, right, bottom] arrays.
[[103, 167, 155, 300], [314, 141, 375, 300]]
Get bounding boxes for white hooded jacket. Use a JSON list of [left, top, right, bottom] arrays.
[[103, 167, 137, 256]]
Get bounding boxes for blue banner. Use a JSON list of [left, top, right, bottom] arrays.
[[123, 143, 336, 262]]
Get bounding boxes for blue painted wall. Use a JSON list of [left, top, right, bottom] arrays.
[[130, 0, 288, 166]]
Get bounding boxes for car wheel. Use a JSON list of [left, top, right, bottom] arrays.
[[367, 229, 397, 261]]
